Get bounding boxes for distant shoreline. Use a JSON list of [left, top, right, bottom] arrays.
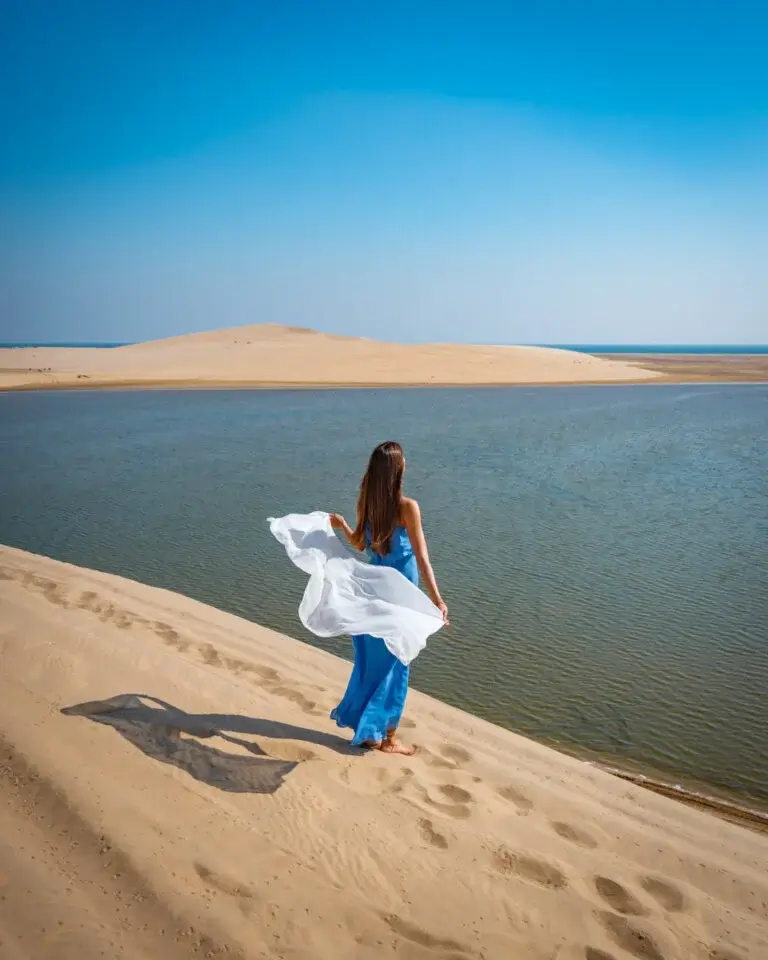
[[602, 353, 768, 383], [4, 377, 768, 394], [554, 345, 768, 356], [3, 326, 767, 390], [0, 376, 677, 393], [3, 364, 768, 393], [2, 340, 767, 355]]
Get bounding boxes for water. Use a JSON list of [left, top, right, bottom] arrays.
[[1, 385, 766, 807], [2, 341, 767, 354], [543, 345, 768, 355], [0, 341, 128, 348]]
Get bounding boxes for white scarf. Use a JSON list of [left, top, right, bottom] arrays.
[[268, 511, 443, 665]]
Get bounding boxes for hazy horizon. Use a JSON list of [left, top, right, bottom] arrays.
[[2, 326, 768, 349]]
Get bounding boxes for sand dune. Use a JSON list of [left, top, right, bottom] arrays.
[[0, 324, 661, 390], [1, 543, 766, 959]]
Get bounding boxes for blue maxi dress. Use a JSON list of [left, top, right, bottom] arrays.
[[331, 526, 418, 746]]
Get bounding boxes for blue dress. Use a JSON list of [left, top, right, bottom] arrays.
[[330, 526, 418, 746]]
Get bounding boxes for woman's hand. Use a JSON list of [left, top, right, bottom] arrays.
[[329, 513, 346, 530], [436, 599, 449, 624]]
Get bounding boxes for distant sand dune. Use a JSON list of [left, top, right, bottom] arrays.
[[2, 543, 767, 959], [0, 323, 662, 390]]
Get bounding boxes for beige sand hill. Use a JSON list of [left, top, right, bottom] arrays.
[[1, 544, 766, 959], [0, 324, 661, 390]]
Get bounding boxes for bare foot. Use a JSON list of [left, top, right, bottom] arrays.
[[379, 739, 416, 756]]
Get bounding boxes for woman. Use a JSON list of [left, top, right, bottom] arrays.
[[330, 441, 448, 755]]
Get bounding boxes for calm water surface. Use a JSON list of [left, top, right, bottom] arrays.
[[1, 386, 766, 805]]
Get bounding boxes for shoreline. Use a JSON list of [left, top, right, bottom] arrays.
[[3, 542, 768, 959], [3, 371, 768, 393], [601, 353, 768, 383], [3, 326, 768, 392], [3, 356, 768, 393], [595, 767, 768, 834], [553, 742, 768, 833], [2, 541, 765, 827], [0, 376, 669, 392], [6, 324, 768, 391], [0, 323, 666, 390]]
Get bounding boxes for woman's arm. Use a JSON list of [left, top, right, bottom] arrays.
[[330, 513, 361, 549], [401, 498, 448, 622]]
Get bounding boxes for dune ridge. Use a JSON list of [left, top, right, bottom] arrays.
[[1, 543, 767, 959], [0, 323, 661, 390]]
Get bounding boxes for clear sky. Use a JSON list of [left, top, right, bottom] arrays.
[[1, 1, 766, 344]]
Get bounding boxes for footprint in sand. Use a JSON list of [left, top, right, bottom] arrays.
[[340, 763, 413, 796], [594, 877, 648, 916], [552, 820, 598, 848], [420, 748, 455, 769], [194, 862, 254, 900], [639, 876, 686, 913], [76, 590, 101, 612], [200, 643, 223, 667], [597, 911, 666, 960], [491, 848, 568, 889], [153, 621, 190, 650], [440, 744, 472, 764], [26, 575, 72, 609], [380, 913, 469, 955], [77, 590, 138, 627], [252, 665, 282, 682], [385, 767, 417, 798], [497, 784, 534, 814], [221, 655, 252, 674], [585, 950, 618, 960], [153, 621, 178, 640], [271, 685, 318, 714], [439, 784, 473, 804], [197, 647, 318, 714], [374, 765, 410, 790], [418, 818, 448, 849], [268, 744, 317, 763], [419, 786, 472, 820], [708, 949, 746, 960], [421, 743, 472, 767]]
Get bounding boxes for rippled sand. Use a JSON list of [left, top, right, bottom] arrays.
[[2, 543, 767, 960]]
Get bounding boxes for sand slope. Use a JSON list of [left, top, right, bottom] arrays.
[[1, 544, 766, 959], [0, 324, 660, 390]]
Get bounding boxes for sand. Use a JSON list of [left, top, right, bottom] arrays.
[[1, 544, 767, 959], [0, 324, 664, 390], [599, 354, 768, 383]]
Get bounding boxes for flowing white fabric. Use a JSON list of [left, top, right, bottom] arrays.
[[267, 511, 443, 665]]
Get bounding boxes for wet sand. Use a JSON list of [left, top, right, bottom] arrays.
[[599, 353, 768, 382]]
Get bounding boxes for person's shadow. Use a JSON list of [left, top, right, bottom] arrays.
[[61, 693, 360, 795]]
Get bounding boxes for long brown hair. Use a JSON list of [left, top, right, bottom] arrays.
[[350, 441, 405, 555]]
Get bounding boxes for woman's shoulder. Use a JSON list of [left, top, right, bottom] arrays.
[[399, 497, 421, 524]]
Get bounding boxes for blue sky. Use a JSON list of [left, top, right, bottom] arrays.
[[1, 1, 766, 344]]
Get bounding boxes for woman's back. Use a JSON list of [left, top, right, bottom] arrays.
[[330, 441, 446, 623], [367, 525, 418, 585]]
